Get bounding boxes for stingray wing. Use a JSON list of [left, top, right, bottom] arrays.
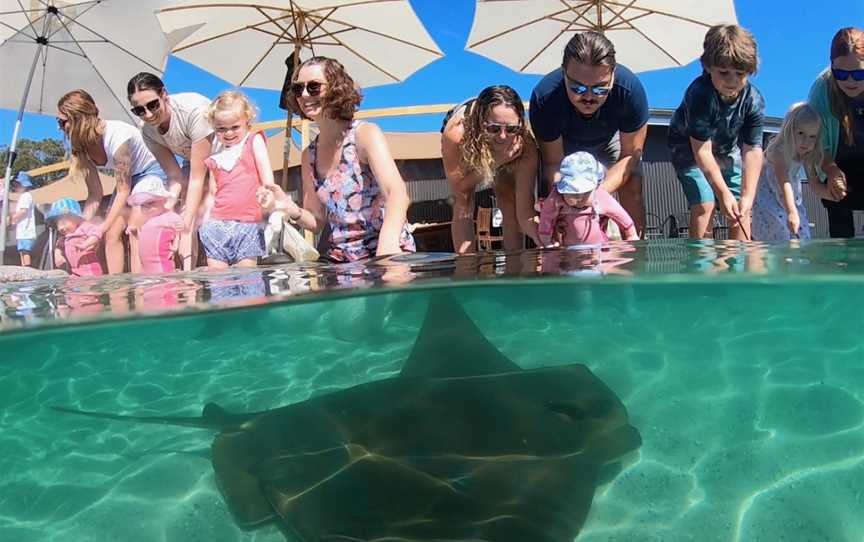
[[256, 448, 601, 542]]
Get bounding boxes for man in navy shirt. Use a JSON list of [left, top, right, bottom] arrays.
[[530, 31, 650, 235]]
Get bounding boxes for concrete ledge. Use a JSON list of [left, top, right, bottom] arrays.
[[0, 266, 68, 282]]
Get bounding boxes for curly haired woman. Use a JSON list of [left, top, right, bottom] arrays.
[[441, 85, 540, 253], [265, 56, 414, 262]]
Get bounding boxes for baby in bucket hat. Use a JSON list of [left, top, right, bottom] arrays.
[[538, 151, 639, 247], [127, 176, 185, 273], [46, 197, 104, 276]]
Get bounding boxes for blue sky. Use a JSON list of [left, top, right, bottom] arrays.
[[2, 0, 863, 146]]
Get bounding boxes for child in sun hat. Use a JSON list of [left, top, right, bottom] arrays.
[[46, 197, 104, 277], [9, 172, 36, 267], [128, 176, 185, 273], [538, 151, 639, 247]]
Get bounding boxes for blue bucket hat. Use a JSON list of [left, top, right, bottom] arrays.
[[556, 151, 605, 195], [45, 197, 83, 224], [12, 172, 33, 188]]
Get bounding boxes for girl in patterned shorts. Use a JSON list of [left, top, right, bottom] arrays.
[[199, 91, 276, 268]]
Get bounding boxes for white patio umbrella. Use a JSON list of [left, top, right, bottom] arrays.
[[466, 0, 739, 74], [155, 0, 443, 192], [156, 0, 442, 90], [0, 0, 188, 262]]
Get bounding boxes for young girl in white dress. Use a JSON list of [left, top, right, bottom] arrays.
[[753, 103, 832, 241]]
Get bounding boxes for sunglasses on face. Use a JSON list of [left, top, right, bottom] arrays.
[[56, 117, 68, 130], [564, 73, 612, 97], [130, 98, 161, 117], [832, 68, 864, 82], [290, 81, 324, 98], [483, 122, 522, 136]]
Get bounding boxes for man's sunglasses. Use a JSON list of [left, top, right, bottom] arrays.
[[130, 98, 161, 117], [290, 81, 324, 97], [483, 122, 522, 136], [564, 73, 612, 97], [832, 68, 864, 82]]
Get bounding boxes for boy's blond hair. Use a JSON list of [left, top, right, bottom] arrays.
[[701, 24, 758, 74]]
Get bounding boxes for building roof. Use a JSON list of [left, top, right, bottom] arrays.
[[264, 129, 442, 171]]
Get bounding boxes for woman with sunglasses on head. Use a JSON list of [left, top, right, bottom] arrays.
[[441, 85, 540, 253], [57, 89, 166, 274], [128, 73, 214, 269], [270, 56, 413, 262], [808, 27, 864, 237], [530, 31, 649, 236]]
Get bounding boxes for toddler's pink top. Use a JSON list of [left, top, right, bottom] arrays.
[[63, 221, 103, 276], [205, 132, 263, 223], [538, 187, 634, 246], [138, 211, 184, 273]]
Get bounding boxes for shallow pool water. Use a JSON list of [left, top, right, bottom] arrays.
[[1, 240, 862, 541]]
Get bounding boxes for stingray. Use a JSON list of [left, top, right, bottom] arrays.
[[52, 292, 641, 542]]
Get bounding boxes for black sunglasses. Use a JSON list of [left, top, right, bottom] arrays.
[[832, 68, 864, 82], [483, 122, 522, 136], [290, 81, 324, 98], [56, 117, 68, 130], [130, 98, 161, 117]]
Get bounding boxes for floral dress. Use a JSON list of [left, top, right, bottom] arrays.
[[310, 121, 415, 262]]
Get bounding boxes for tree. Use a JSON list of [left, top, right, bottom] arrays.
[[1, 138, 67, 186]]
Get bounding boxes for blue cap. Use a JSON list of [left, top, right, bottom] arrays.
[[13, 172, 33, 188], [556, 151, 605, 195], [45, 197, 83, 223]]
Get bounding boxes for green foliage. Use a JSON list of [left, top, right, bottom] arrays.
[[1, 138, 67, 186]]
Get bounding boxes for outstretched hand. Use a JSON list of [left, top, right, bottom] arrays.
[[74, 236, 99, 252]]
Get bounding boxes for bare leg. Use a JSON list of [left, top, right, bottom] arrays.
[[207, 258, 230, 270], [728, 212, 752, 241], [19, 252, 31, 267], [689, 202, 715, 239], [617, 172, 645, 238], [178, 226, 198, 271], [105, 215, 128, 274], [236, 258, 259, 268], [493, 179, 522, 251]]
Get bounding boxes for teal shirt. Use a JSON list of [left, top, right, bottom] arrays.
[[807, 69, 841, 161]]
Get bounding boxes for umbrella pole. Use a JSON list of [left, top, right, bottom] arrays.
[[1, 41, 44, 265], [281, 48, 301, 195]]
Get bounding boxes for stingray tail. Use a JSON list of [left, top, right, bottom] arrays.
[[50, 403, 241, 430]]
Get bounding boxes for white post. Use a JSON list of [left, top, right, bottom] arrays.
[[1, 45, 44, 264]]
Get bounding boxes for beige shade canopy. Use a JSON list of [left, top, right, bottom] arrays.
[[156, 0, 443, 89], [466, 0, 739, 74], [6, 170, 116, 206]]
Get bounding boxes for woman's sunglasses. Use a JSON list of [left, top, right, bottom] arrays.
[[290, 81, 324, 98], [483, 122, 522, 136], [832, 68, 864, 82], [130, 98, 161, 117], [56, 117, 69, 130]]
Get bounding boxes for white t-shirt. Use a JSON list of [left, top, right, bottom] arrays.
[[15, 191, 36, 240], [141, 93, 213, 160], [102, 120, 160, 177]]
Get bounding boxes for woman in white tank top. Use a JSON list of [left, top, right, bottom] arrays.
[[128, 72, 215, 270], [57, 89, 165, 274]]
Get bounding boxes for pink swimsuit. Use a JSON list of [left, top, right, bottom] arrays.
[[138, 211, 184, 273], [538, 187, 634, 246]]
